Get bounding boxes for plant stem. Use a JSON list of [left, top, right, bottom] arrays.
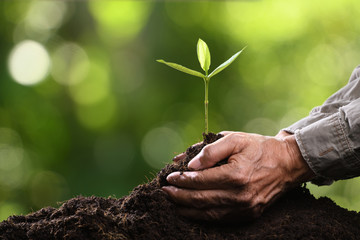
[[204, 78, 209, 134]]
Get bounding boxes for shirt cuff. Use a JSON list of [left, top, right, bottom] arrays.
[[294, 112, 360, 185]]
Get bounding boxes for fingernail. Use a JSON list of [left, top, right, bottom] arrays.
[[172, 153, 184, 162]]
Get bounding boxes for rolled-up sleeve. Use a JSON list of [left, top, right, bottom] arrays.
[[283, 65, 360, 185], [295, 99, 360, 185]]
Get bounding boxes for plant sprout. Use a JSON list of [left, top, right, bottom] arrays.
[[157, 39, 245, 134]]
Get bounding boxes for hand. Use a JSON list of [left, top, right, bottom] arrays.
[[162, 131, 315, 221]]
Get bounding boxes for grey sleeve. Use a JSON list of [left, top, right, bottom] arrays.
[[295, 99, 360, 185], [283, 65, 360, 185]]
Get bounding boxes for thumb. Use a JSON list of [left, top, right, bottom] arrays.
[[188, 133, 243, 170]]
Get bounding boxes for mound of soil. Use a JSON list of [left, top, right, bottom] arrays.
[[1, 133, 360, 240]]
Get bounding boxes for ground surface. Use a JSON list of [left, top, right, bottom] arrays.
[[1, 133, 360, 240]]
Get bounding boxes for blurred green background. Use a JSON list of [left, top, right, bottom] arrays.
[[1, 0, 360, 221]]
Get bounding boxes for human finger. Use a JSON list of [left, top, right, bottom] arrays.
[[161, 186, 245, 209], [166, 164, 240, 190], [172, 152, 186, 162], [188, 133, 247, 170]]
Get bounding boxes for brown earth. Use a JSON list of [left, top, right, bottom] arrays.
[[1, 133, 360, 240]]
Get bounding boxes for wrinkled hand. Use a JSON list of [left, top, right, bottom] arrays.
[[162, 131, 315, 221]]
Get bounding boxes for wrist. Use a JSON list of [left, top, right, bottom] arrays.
[[275, 130, 292, 139], [283, 135, 316, 185]]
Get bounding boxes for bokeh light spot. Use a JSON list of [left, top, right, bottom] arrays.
[[89, 1, 152, 45], [25, 1, 67, 32], [8, 40, 50, 86], [76, 95, 119, 130], [225, 0, 306, 44], [141, 127, 184, 170], [51, 42, 90, 86], [69, 60, 109, 105]]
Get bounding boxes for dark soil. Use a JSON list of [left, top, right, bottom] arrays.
[[1, 133, 360, 240]]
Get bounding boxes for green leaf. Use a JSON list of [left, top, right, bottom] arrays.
[[208, 47, 245, 79], [157, 59, 205, 78], [197, 39, 211, 73]]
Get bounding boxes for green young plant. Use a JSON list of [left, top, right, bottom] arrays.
[[157, 39, 245, 134]]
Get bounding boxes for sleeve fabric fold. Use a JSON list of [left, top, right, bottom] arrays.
[[283, 65, 360, 185]]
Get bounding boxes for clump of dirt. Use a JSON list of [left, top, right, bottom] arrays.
[[1, 133, 360, 240]]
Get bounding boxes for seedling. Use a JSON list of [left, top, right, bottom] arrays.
[[157, 39, 245, 134]]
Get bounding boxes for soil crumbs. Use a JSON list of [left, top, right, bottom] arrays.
[[1, 133, 360, 240]]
